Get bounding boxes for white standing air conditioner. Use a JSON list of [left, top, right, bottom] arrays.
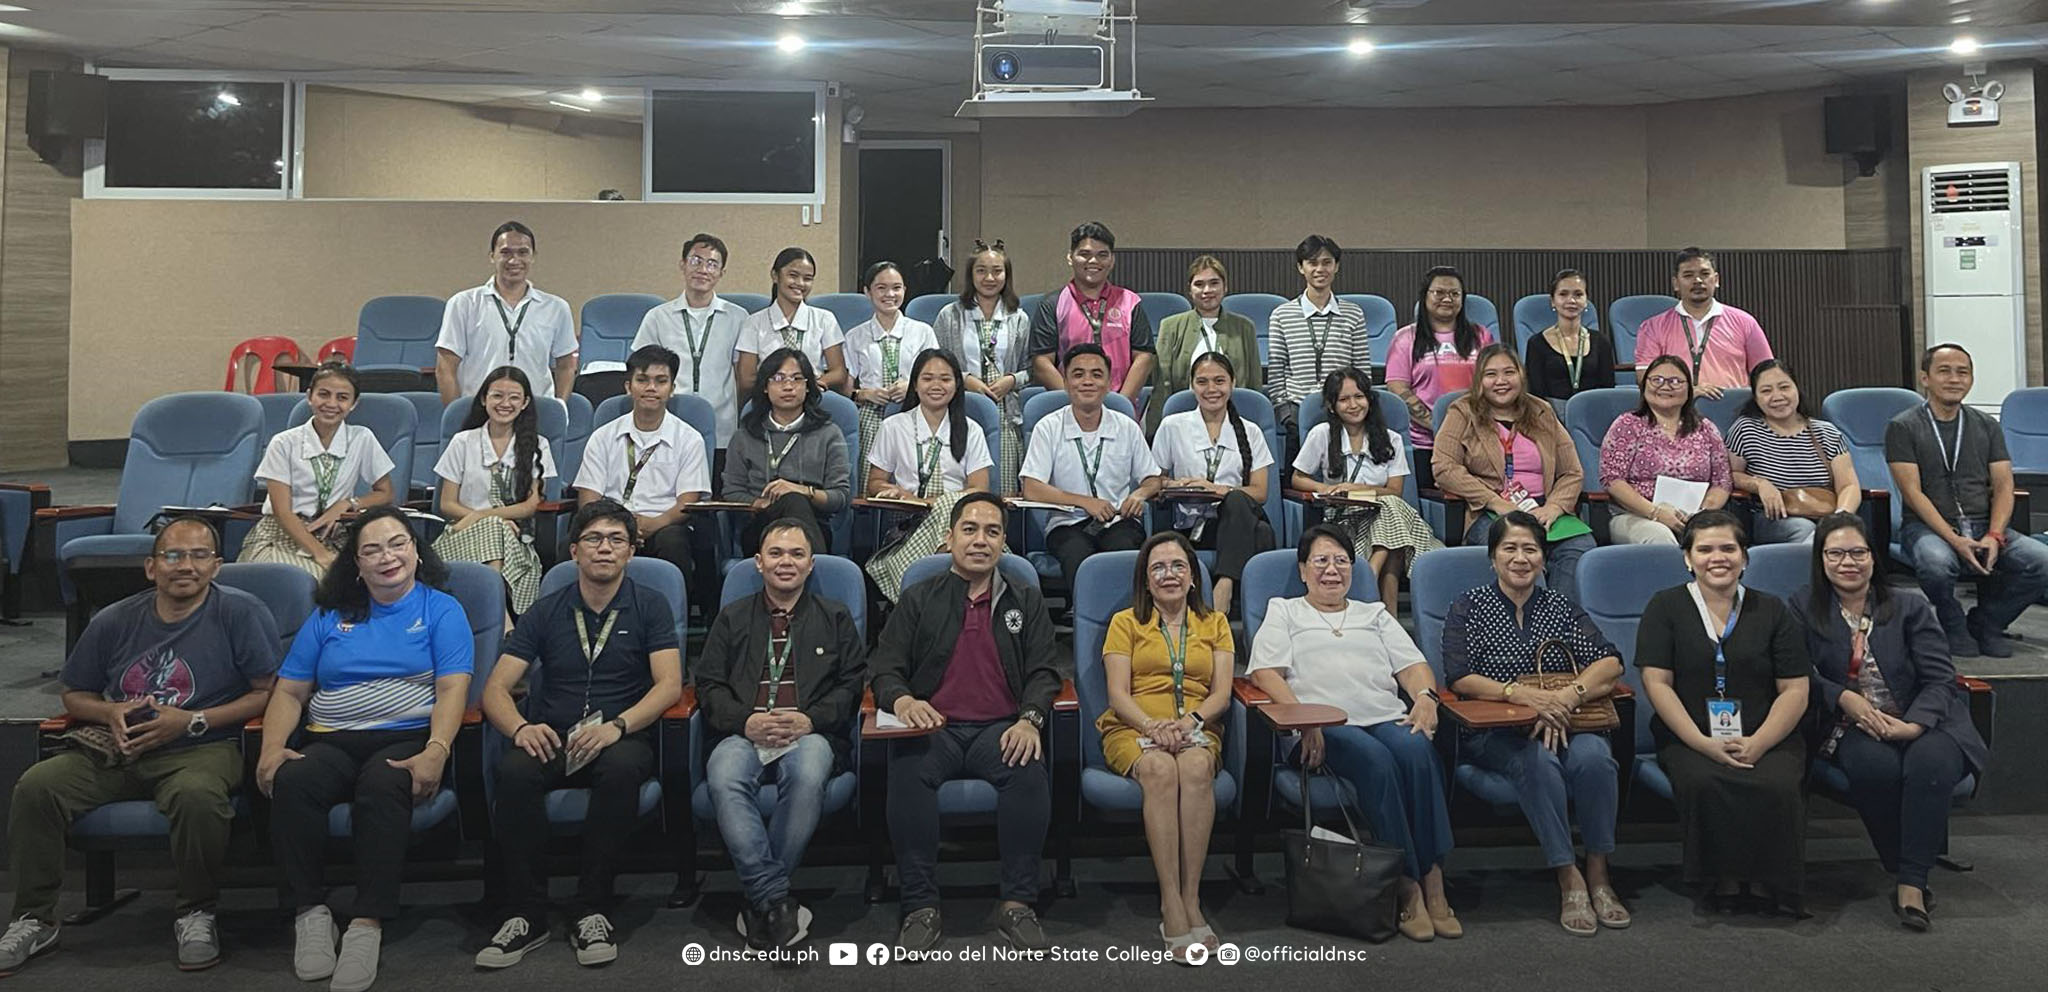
[[1924, 162, 2026, 411]]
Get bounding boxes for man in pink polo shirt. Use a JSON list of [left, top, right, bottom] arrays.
[[1632, 247, 1773, 399]]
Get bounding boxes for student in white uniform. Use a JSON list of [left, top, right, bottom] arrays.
[[573, 345, 713, 613], [631, 232, 749, 480], [1150, 352, 1275, 618], [736, 247, 848, 400], [862, 349, 994, 602], [435, 221, 580, 405], [1289, 367, 1441, 615], [933, 239, 1031, 492], [431, 366, 556, 617], [1020, 343, 1164, 587], [845, 261, 940, 496], [239, 362, 398, 577]]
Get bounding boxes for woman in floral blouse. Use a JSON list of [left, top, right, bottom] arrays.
[[1598, 354, 1732, 545]]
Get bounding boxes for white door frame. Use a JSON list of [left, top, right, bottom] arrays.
[[858, 139, 952, 262]]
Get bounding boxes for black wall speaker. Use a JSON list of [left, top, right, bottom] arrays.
[[27, 70, 108, 141], [1823, 94, 1891, 176]]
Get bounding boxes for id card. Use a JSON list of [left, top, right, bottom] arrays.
[[1500, 480, 1538, 512], [1706, 699, 1742, 740], [1138, 730, 1213, 751], [564, 711, 604, 775]]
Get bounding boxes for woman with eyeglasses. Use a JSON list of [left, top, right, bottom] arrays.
[[720, 348, 850, 554], [1385, 266, 1495, 489], [1099, 532, 1234, 963], [257, 507, 474, 992], [1727, 359, 1860, 545], [1599, 355, 1732, 545], [1248, 524, 1456, 942], [1443, 511, 1629, 937], [1788, 512, 1986, 931], [432, 367, 553, 618]]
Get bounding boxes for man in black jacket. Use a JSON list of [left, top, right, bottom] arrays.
[[870, 492, 1062, 953], [696, 517, 865, 952]]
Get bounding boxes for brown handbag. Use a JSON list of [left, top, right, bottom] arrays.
[[1778, 427, 1840, 519], [1515, 638, 1620, 733]]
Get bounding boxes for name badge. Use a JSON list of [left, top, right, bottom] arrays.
[[1706, 699, 1742, 740], [1501, 480, 1538, 512]]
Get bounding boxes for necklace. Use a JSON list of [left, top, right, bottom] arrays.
[[1309, 599, 1346, 638]]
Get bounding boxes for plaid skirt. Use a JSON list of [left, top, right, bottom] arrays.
[[1326, 496, 1442, 575], [235, 515, 332, 578], [857, 401, 888, 499], [865, 490, 967, 603], [995, 420, 1023, 495], [432, 515, 543, 614]]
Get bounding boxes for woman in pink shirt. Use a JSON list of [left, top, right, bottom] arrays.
[[1598, 355, 1733, 545], [1386, 266, 1494, 489]]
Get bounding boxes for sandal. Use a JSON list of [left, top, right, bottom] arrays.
[[1159, 924, 1198, 964], [1560, 890, 1597, 937], [1188, 924, 1218, 951], [1590, 886, 1632, 929]]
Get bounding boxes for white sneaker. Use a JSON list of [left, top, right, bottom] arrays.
[[0, 915, 59, 977], [570, 913, 617, 967], [174, 909, 222, 970], [293, 906, 336, 981], [329, 923, 381, 992]]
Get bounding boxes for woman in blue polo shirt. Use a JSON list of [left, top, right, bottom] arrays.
[[257, 507, 473, 992]]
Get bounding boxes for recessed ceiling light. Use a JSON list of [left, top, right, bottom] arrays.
[[1347, 38, 1374, 56], [579, 87, 602, 102], [0, 5, 33, 11], [1951, 14, 1973, 23], [777, 33, 806, 54], [778, 1, 808, 14], [1950, 36, 1981, 55], [547, 99, 593, 113]]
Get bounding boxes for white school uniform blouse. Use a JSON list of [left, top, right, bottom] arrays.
[[572, 411, 711, 516], [255, 422, 395, 518], [843, 316, 941, 391], [1291, 423, 1408, 488], [1247, 598, 1427, 730], [434, 427, 558, 509], [1019, 406, 1161, 534], [1151, 409, 1274, 486], [953, 301, 1027, 377], [868, 409, 994, 495], [436, 281, 579, 400], [737, 301, 846, 374], [630, 295, 750, 450]]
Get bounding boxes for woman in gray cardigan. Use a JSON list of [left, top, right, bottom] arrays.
[[1789, 512, 1988, 932], [933, 240, 1031, 493], [721, 347, 851, 553]]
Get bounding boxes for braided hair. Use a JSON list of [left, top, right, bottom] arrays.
[[1191, 352, 1252, 483], [458, 366, 543, 502]]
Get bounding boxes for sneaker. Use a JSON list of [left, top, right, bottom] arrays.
[[570, 913, 617, 967], [329, 923, 381, 992], [293, 906, 337, 981], [736, 907, 770, 952], [473, 916, 548, 969], [896, 907, 942, 953], [1968, 611, 2015, 658], [765, 899, 812, 948], [993, 905, 1048, 952], [0, 915, 59, 977], [1947, 624, 1981, 659], [174, 909, 222, 971]]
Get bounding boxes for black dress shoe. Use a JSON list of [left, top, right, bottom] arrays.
[[1891, 891, 1932, 932]]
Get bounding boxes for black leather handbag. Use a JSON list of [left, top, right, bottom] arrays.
[[1281, 764, 1405, 943]]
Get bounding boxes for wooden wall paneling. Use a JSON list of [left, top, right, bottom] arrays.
[[0, 49, 80, 470]]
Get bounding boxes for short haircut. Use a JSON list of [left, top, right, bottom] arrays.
[[1187, 254, 1227, 283], [1551, 268, 1587, 295], [492, 220, 535, 252], [682, 232, 728, 264], [1296, 523, 1353, 564], [1070, 221, 1115, 251], [950, 490, 1008, 526], [1737, 358, 1815, 420], [1674, 246, 1714, 273], [153, 515, 220, 554], [760, 516, 819, 552], [1681, 508, 1749, 552], [570, 498, 638, 545], [307, 359, 361, 397], [1062, 342, 1111, 372], [1487, 510, 1547, 557], [627, 344, 681, 379], [1922, 341, 1972, 372], [1296, 235, 1341, 265]]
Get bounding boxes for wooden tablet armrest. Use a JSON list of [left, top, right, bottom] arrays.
[[1960, 676, 1992, 694], [1256, 701, 1347, 732], [462, 707, 483, 726], [1436, 692, 1537, 729], [34, 505, 115, 521], [664, 686, 698, 720], [1053, 680, 1078, 712], [39, 715, 74, 733], [0, 482, 51, 499], [1232, 677, 1273, 707]]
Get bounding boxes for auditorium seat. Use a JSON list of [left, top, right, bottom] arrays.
[[1605, 295, 1678, 368], [286, 392, 420, 511], [1464, 293, 1499, 334], [1742, 542, 1809, 601], [438, 395, 571, 559], [904, 292, 952, 326], [355, 295, 446, 372], [0, 481, 49, 618], [557, 393, 596, 497], [594, 392, 719, 453], [1290, 390, 1418, 536], [1696, 387, 1751, 435], [809, 292, 873, 332], [1511, 293, 1601, 357], [401, 391, 445, 499], [254, 392, 305, 456], [1160, 387, 1297, 545], [1564, 387, 1639, 542], [579, 293, 664, 369], [1340, 294, 1399, 371], [1017, 292, 1044, 320], [1139, 291, 1191, 327], [1578, 544, 1691, 802], [1409, 546, 1528, 809], [721, 293, 772, 314], [1820, 386, 1922, 557], [1222, 292, 1288, 361], [1422, 390, 1467, 540]]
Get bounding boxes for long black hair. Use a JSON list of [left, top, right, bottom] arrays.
[[1808, 511, 1892, 625], [1408, 265, 1485, 366], [1190, 352, 1253, 483], [769, 246, 816, 303], [905, 347, 970, 463], [741, 347, 830, 440], [458, 366, 542, 503], [1635, 353, 1704, 436], [315, 505, 451, 623], [1321, 366, 1395, 476]]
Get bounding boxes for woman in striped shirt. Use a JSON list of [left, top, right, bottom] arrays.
[[1727, 359, 1860, 545]]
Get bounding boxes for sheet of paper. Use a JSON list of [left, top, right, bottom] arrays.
[[1652, 475, 1709, 515], [563, 713, 604, 775], [755, 742, 796, 765], [1309, 825, 1357, 846], [874, 711, 907, 730], [1005, 499, 1070, 512]]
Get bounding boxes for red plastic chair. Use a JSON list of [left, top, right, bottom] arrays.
[[223, 336, 306, 394], [317, 336, 356, 363]]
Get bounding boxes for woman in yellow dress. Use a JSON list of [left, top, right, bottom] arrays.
[[1099, 530, 1233, 963]]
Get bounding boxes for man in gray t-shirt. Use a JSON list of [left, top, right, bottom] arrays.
[[1884, 343, 2048, 658]]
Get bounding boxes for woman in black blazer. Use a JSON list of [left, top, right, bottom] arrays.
[[1789, 512, 1989, 932]]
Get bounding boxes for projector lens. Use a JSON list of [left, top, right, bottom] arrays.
[[991, 50, 1020, 82]]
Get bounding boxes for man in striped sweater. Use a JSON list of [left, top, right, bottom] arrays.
[[1266, 235, 1371, 463]]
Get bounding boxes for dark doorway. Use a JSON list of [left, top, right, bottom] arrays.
[[858, 144, 951, 297]]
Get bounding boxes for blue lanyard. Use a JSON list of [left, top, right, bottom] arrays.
[[1711, 594, 1742, 698]]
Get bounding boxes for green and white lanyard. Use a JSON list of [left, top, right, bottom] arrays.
[[678, 310, 715, 388], [916, 434, 945, 499], [490, 294, 532, 364], [879, 334, 902, 386], [1680, 312, 1718, 382], [766, 427, 800, 478], [622, 434, 660, 502], [572, 607, 620, 719], [1072, 436, 1107, 499], [488, 461, 515, 507], [1160, 617, 1190, 718], [1564, 325, 1588, 392], [762, 617, 794, 709], [977, 317, 1000, 382], [310, 452, 344, 512], [1203, 442, 1225, 483]]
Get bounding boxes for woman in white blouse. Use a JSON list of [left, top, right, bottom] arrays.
[[1150, 352, 1274, 618], [1248, 524, 1458, 942], [1290, 367, 1442, 615], [863, 348, 994, 601], [735, 246, 849, 398], [933, 239, 1031, 492], [239, 361, 397, 577], [430, 366, 555, 617], [846, 260, 940, 496]]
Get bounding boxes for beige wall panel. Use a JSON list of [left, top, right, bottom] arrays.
[[1, 48, 80, 469]]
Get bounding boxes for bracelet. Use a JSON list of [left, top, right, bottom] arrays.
[[512, 722, 533, 737], [424, 739, 451, 757]]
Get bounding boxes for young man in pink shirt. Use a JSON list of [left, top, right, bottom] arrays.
[[1632, 247, 1773, 399]]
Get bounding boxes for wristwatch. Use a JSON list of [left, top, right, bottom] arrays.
[[187, 711, 208, 738], [1018, 708, 1045, 729], [608, 716, 629, 735], [1571, 683, 1589, 699], [1502, 683, 1517, 701]]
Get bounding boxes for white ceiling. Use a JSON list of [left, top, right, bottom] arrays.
[[2, 2, 2043, 128]]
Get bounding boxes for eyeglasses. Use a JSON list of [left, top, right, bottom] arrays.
[[355, 535, 413, 561], [576, 533, 633, 549], [684, 255, 724, 271], [767, 372, 809, 385], [1149, 560, 1191, 577], [1309, 554, 1353, 571], [1822, 547, 1873, 563], [1646, 375, 1689, 389], [155, 549, 218, 565], [1427, 289, 1464, 300]]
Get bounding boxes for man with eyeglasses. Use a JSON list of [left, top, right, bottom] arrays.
[[475, 499, 682, 969], [575, 344, 714, 616], [632, 233, 750, 481], [695, 516, 864, 954], [436, 220, 581, 404], [1632, 247, 1773, 400], [869, 492, 1062, 953], [1028, 220, 1156, 409], [3, 517, 280, 976]]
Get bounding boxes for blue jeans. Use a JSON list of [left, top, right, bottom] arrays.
[[1899, 520, 2048, 632], [1464, 730, 1618, 868], [1464, 517, 1595, 603], [1751, 514, 1816, 545], [1317, 722, 1454, 880], [705, 733, 836, 910]]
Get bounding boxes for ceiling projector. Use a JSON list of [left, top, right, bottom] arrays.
[[957, 0, 1150, 119]]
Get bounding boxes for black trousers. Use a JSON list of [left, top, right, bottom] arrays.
[[1046, 517, 1146, 589], [648, 516, 719, 619], [887, 721, 1050, 911], [1833, 728, 1969, 889], [1186, 489, 1275, 585], [269, 729, 427, 920], [741, 491, 830, 555], [491, 735, 656, 920]]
